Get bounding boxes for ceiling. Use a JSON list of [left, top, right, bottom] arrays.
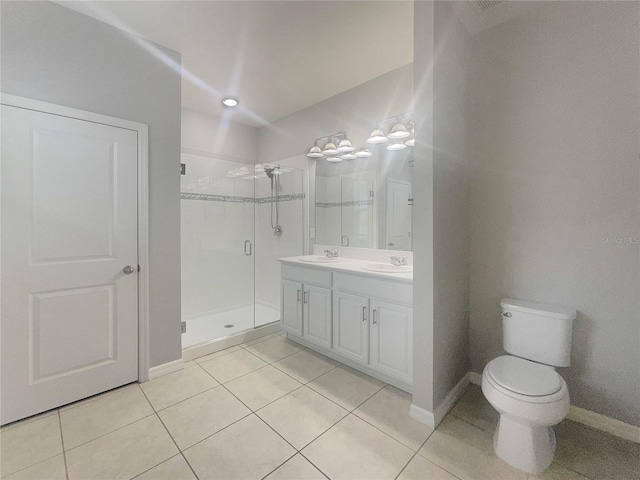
[[58, 1, 414, 127]]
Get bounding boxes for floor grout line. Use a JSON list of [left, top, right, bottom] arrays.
[[56, 411, 70, 480], [60, 412, 157, 454], [297, 451, 332, 480], [259, 451, 299, 480]]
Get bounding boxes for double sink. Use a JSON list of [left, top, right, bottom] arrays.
[[298, 255, 413, 273]]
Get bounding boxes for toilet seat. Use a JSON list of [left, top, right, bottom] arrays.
[[486, 355, 562, 397]]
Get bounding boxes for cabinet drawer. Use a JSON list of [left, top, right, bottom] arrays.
[[333, 273, 412, 305], [282, 264, 332, 288]]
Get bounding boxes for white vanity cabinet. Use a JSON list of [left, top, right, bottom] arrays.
[[332, 291, 370, 365], [280, 259, 413, 391], [333, 272, 413, 385], [280, 265, 332, 349], [369, 299, 413, 384]]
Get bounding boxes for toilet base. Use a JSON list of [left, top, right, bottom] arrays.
[[493, 415, 556, 474]]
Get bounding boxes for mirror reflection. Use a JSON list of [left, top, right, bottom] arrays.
[[315, 147, 413, 251]]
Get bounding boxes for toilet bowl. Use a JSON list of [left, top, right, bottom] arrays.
[[482, 355, 569, 474], [481, 298, 576, 474]]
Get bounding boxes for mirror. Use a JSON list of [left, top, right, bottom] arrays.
[[315, 147, 413, 251]]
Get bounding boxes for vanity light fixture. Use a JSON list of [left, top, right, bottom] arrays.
[[337, 138, 355, 153], [387, 141, 407, 151], [307, 131, 363, 161], [367, 127, 388, 145], [307, 143, 324, 158], [355, 148, 373, 158], [405, 136, 415, 147], [366, 114, 414, 148], [221, 97, 239, 108], [388, 121, 410, 139], [322, 142, 339, 156]]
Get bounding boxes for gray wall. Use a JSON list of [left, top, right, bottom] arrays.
[[432, 1, 471, 409], [412, 1, 472, 415], [182, 108, 259, 164], [412, 0, 436, 413], [467, 1, 640, 425], [258, 65, 414, 165], [1, 1, 183, 368]]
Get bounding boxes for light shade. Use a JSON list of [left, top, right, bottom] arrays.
[[337, 138, 355, 152], [387, 141, 407, 151], [405, 137, 415, 147], [341, 152, 357, 160], [221, 97, 239, 108], [367, 128, 388, 145], [388, 122, 410, 139], [355, 148, 373, 158], [323, 142, 339, 155], [307, 144, 324, 158], [326, 157, 342, 163]]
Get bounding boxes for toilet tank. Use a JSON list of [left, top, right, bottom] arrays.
[[501, 298, 576, 367]]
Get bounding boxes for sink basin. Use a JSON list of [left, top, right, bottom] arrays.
[[362, 263, 413, 273], [299, 255, 344, 263]]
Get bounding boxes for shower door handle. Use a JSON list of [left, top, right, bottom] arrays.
[[244, 240, 252, 256]]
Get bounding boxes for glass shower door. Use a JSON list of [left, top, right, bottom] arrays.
[[180, 153, 255, 348]]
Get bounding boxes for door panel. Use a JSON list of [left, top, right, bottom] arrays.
[[303, 285, 332, 349], [1, 104, 139, 424], [281, 280, 302, 335], [370, 299, 413, 383], [386, 179, 411, 251], [332, 291, 369, 365]]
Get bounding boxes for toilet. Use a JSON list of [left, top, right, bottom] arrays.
[[481, 298, 576, 474]]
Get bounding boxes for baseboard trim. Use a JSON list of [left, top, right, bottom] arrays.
[[148, 359, 184, 380], [434, 372, 471, 426], [467, 370, 639, 444], [409, 403, 435, 429], [182, 323, 281, 362], [567, 405, 640, 444], [469, 371, 482, 386]]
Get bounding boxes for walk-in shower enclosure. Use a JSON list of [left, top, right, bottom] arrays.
[[180, 152, 304, 348]]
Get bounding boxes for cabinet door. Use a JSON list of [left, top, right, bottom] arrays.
[[332, 291, 369, 365], [370, 299, 413, 383], [303, 285, 332, 349], [281, 280, 303, 335]]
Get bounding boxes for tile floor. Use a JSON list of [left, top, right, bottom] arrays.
[[2, 332, 639, 480]]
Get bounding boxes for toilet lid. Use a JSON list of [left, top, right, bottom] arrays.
[[487, 356, 562, 396]]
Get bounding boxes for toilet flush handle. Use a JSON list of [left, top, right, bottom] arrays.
[[501, 312, 512, 318]]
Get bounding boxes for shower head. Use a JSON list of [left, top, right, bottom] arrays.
[[263, 164, 280, 179]]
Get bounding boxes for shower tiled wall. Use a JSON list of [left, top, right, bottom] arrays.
[[181, 153, 303, 328]]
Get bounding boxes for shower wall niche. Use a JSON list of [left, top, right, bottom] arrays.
[[180, 152, 304, 348]]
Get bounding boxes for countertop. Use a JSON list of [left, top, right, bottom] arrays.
[[278, 255, 413, 283]]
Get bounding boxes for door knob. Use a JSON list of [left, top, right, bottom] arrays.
[[123, 265, 135, 274]]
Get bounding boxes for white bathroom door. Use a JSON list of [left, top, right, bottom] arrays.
[[1, 103, 140, 424], [386, 179, 412, 251]]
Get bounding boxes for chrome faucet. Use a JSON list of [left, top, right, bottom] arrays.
[[390, 256, 409, 266], [324, 249, 339, 258]]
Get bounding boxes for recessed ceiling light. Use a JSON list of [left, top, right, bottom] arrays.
[[222, 97, 239, 108]]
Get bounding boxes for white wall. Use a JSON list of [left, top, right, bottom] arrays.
[[182, 108, 258, 163], [1, 1, 183, 368], [432, 1, 472, 409], [467, 1, 640, 425], [259, 65, 414, 253], [412, 0, 436, 414]]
